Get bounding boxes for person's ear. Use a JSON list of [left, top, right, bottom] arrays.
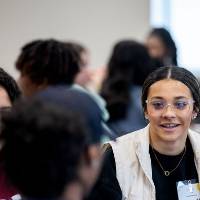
[[144, 110, 149, 120], [192, 105, 198, 120]]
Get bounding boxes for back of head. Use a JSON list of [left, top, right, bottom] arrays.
[[101, 40, 154, 121], [36, 86, 114, 143], [0, 86, 115, 198], [1, 97, 90, 198], [16, 39, 80, 86], [106, 40, 153, 85], [148, 27, 177, 66], [142, 66, 200, 113], [0, 67, 21, 103]]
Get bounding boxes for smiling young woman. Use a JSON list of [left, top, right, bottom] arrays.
[[145, 79, 196, 155], [87, 66, 200, 200]]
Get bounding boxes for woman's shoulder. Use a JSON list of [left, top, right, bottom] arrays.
[[188, 129, 200, 152], [107, 126, 149, 157], [114, 126, 148, 142], [189, 128, 200, 139]]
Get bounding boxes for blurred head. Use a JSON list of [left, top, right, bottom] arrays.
[[0, 86, 114, 199], [101, 40, 154, 121], [106, 40, 153, 85], [0, 68, 21, 110], [16, 39, 80, 96], [36, 86, 114, 143], [1, 99, 89, 198], [142, 66, 200, 146], [146, 27, 177, 66]]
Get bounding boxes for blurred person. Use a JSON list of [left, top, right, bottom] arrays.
[[89, 66, 200, 200], [146, 27, 178, 67], [0, 67, 21, 199], [64, 41, 93, 88], [89, 66, 107, 92], [16, 39, 80, 97], [65, 41, 104, 92], [101, 40, 155, 136], [64, 41, 108, 93], [0, 86, 115, 200], [15, 39, 110, 126]]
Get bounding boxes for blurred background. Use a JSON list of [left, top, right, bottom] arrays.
[[0, 0, 199, 78]]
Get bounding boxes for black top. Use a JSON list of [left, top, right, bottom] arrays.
[[150, 138, 198, 200], [87, 138, 198, 200], [86, 147, 122, 200]]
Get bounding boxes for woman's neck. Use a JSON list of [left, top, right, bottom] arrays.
[[149, 133, 187, 156]]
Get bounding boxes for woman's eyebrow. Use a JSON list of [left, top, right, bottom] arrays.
[[149, 96, 189, 100], [149, 97, 163, 100], [174, 96, 190, 100]]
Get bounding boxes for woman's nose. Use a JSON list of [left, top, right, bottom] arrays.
[[161, 104, 176, 118]]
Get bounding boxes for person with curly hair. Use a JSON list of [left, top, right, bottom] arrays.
[[0, 86, 114, 200], [16, 39, 80, 96]]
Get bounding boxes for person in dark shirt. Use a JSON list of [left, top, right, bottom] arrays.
[[0, 67, 21, 199], [88, 66, 200, 200], [0, 87, 114, 200]]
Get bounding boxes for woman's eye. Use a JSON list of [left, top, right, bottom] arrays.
[[175, 101, 187, 110], [152, 102, 164, 109]]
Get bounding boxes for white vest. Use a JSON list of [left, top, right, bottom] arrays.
[[109, 125, 200, 200]]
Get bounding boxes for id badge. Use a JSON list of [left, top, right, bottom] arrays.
[[177, 179, 200, 200]]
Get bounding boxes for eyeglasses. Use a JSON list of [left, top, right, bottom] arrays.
[[145, 99, 195, 111]]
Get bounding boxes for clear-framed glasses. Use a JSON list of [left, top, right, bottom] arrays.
[[145, 99, 195, 112]]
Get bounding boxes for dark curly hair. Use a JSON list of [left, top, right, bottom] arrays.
[[16, 39, 80, 85], [101, 40, 154, 121], [0, 98, 90, 198], [0, 67, 21, 103]]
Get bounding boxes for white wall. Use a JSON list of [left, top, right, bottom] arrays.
[[150, 0, 200, 76], [0, 0, 150, 78]]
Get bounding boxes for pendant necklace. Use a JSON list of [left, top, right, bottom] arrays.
[[151, 145, 186, 176]]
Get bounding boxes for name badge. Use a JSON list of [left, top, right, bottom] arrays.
[[177, 179, 200, 200]]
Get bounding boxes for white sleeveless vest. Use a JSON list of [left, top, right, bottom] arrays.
[[109, 125, 200, 200]]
